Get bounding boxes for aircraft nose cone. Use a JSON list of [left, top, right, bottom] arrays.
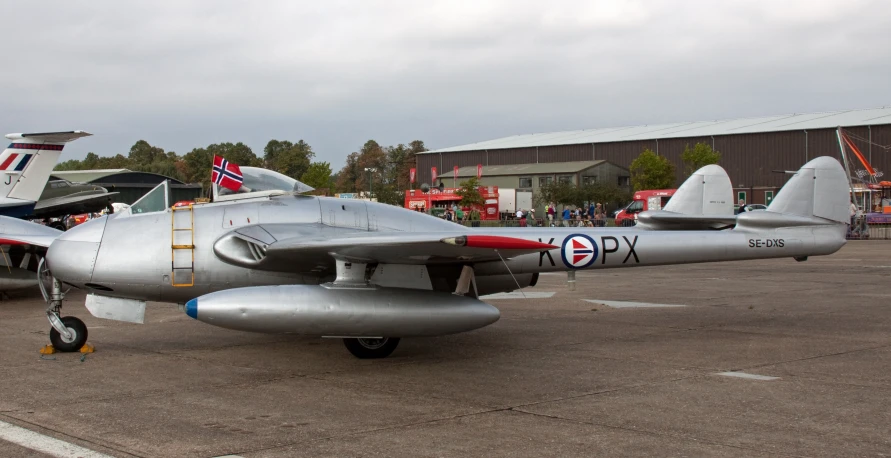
[[46, 216, 107, 284], [185, 298, 198, 319]]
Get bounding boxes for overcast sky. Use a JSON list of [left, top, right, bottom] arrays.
[[2, 0, 889, 166]]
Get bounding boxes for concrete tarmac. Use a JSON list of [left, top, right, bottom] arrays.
[[0, 241, 889, 457]]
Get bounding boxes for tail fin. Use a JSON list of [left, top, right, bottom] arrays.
[[663, 164, 734, 216], [636, 164, 736, 230], [766, 156, 849, 224], [0, 131, 91, 216]]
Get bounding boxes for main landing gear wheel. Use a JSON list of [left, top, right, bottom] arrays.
[[342, 337, 400, 359], [49, 316, 88, 352]]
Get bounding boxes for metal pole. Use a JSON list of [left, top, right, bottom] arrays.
[[804, 130, 808, 161], [835, 127, 856, 201], [567, 271, 576, 291]]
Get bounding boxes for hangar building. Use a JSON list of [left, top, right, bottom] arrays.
[[51, 169, 203, 204], [418, 107, 891, 206], [453, 161, 629, 190]]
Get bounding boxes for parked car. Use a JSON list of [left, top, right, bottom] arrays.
[[735, 204, 768, 214]]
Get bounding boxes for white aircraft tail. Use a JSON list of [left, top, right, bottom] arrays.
[[764, 156, 849, 224], [663, 164, 734, 216], [0, 131, 92, 207], [636, 164, 736, 230]]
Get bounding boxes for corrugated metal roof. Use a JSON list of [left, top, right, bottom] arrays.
[[51, 169, 131, 183], [454, 161, 606, 177], [424, 107, 891, 153]]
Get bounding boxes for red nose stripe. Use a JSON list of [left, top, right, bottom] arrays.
[[464, 235, 558, 250], [0, 238, 28, 246]]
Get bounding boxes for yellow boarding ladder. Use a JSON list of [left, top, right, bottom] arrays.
[[171, 204, 195, 287]]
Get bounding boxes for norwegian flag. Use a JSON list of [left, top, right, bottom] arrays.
[[212, 155, 243, 191]]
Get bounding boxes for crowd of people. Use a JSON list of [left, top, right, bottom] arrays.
[[516, 202, 608, 227], [411, 204, 481, 224], [411, 201, 611, 228]]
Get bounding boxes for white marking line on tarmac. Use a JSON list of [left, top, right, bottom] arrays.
[[0, 420, 113, 458], [716, 372, 780, 381], [583, 299, 687, 308], [481, 292, 555, 299]]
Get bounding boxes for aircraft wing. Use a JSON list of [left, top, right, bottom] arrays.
[[214, 228, 558, 273], [0, 216, 62, 247], [32, 192, 120, 219]]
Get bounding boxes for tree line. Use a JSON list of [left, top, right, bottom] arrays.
[[55, 136, 719, 208], [54, 138, 429, 203]]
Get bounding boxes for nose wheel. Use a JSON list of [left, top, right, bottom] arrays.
[[49, 316, 88, 352], [39, 258, 89, 352]]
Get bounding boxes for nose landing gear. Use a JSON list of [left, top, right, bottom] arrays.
[[38, 258, 89, 353]]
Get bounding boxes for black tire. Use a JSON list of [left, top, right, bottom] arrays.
[[49, 316, 88, 352], [342, 337, 400, 359], [49, 222, 67, 231]]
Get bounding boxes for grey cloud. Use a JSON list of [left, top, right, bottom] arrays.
[[0, 0, 889, 166]]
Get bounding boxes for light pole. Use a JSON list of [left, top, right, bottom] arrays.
[[364, 167, 376, 200]]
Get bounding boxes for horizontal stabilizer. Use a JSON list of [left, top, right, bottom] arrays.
[[6, 131, 92, 142], [636, 211, 737, 230]]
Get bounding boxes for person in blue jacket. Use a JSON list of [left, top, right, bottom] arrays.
[[562, 207, 571, 227]]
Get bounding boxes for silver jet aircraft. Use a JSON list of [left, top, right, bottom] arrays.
[[37, 157, 849, 358]]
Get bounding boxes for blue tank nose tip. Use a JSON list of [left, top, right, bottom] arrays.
[[185, 298, 198, 319]]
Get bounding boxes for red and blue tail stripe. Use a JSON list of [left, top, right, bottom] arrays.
[[0, 153, 32, 171]]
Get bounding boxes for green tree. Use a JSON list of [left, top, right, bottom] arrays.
[[182, 146, 214, 190], [630, 149, 676, 191], [333, 139, 426, 204], [576, 183, 631, 210], [264, 139, 315, 179], [128, 140, 166, 166], [301, 161, 333, 190], [355, 140, 387, 193], [372, 184, 403, 206], [335, 152, 360, 193], [535, 180, 576, 208], [680, 142, 721, 176], [454, 177, 485, 208], [181, 142, 258, 194], [206, 142, 260, 167]]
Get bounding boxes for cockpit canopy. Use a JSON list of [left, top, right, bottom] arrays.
[[217, 167, 314, 198], [119, 166, 317, 217]]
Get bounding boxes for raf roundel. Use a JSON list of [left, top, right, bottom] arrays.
[[561, 234, 598, 269]]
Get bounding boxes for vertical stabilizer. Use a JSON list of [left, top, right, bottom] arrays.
[[0, 131, 91, 217], [767, 156, 849, 224], [663, 164, 733, 216]]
